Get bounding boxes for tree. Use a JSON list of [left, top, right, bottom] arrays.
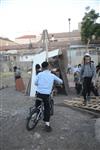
[[81, 8, 100, 44], [93, 23, 100, 38]]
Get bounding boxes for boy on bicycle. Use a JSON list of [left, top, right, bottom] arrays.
[[35, 61, 63, 132]]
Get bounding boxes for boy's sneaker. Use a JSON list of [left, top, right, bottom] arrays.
[[44, 125, 52, 132]]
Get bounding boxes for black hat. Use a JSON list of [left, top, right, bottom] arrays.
[[35, 64, 40, 69], [41, 61, 49, 68]]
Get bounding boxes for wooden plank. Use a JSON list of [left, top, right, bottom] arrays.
[[64, 99, 100, 112], [58, 48, 70, 95]]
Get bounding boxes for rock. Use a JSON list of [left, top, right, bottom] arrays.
[[34, 132, 41, 139], [39, 139, 45, 145], [34, 145, 40, 150], [60, 136, 65, 140]]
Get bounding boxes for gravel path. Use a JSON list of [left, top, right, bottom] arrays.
[[0, 86, 100, 150]]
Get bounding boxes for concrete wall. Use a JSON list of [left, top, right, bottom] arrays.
[[0, 61, 33, 72]]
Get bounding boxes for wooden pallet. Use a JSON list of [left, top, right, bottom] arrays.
[[64, 97, 100, 112]]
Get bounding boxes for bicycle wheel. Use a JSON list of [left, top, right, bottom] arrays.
[[26, 108, 39, 131]]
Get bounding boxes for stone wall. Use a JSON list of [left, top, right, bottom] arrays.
[[0, 61, 32, 72]]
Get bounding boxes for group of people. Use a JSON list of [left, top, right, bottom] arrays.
[[34, 53, 100, 132], [13, 55, 99, 132], [74, 53, 100, 106]]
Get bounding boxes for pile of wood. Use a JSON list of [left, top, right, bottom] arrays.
[[64, 97, 100, 112]]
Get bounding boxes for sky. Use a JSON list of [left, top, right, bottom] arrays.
[[0, 0, 100, 40]]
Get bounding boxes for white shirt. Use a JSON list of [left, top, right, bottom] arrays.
[[35, 70, 63, 94]]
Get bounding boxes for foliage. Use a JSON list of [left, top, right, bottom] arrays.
[[81, 8, 100, 44]]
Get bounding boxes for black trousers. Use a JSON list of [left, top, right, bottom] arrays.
[[75, 83, 82, 95], [82, 77, 92, 101], [90, 82, 99, 96], [35, 92, 50, 122]]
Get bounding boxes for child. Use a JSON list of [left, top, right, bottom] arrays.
[[74, 71, 82, 95]]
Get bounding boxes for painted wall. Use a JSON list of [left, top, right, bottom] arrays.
[[68, 48, 99, 66]]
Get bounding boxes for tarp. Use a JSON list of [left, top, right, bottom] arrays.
[[30, 49, 60, 97]]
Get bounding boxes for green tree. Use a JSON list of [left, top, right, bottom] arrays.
[[93, 23, 100, 38], [81, 8, 100, 44]]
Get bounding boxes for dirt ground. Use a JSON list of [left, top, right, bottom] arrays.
[[0, 85, 100, 150], [0, 73, 100, 150]]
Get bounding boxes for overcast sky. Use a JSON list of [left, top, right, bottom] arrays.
[[0, 0, 100, 40]]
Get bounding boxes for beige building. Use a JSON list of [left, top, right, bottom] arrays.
[[0, 30, 82, 54], [15, 34, 41, 44], [0, 37, 16, 46], [48, 30, 81, 43], [15, 30, 81, 45]]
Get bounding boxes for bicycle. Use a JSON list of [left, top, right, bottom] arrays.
[[26, 95, 54, 131]]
